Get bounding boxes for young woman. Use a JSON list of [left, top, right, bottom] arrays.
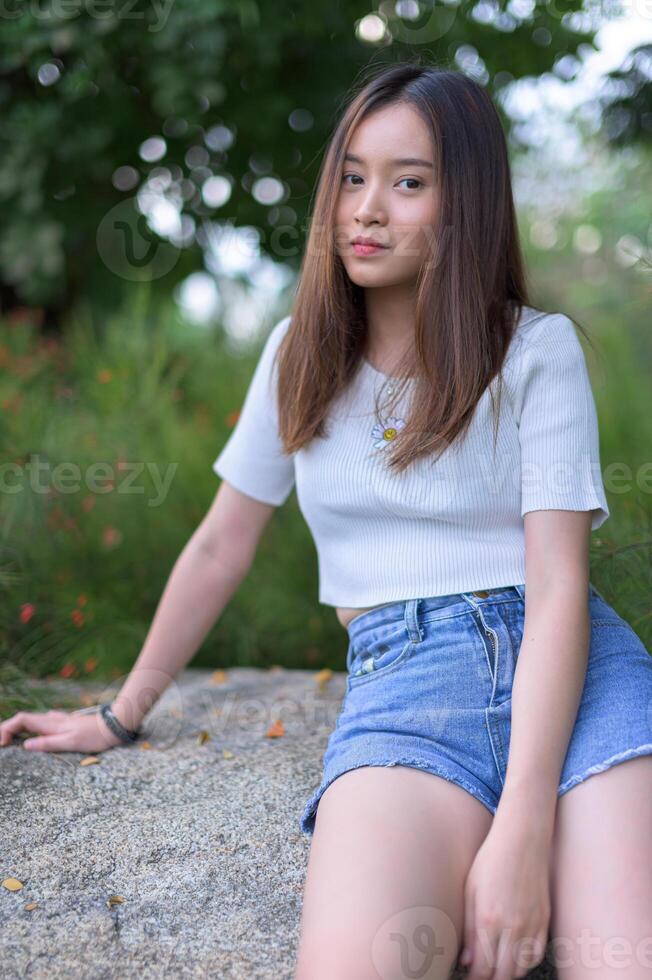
[[2, 60, 651, 980]]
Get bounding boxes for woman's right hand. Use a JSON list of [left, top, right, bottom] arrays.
[[0, 709, 126, 754]]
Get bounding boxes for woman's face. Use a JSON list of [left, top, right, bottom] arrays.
[[334, 103, 439, 290]]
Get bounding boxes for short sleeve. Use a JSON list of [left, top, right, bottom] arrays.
[[212, 315, 295, 506], [514, 314, 609, 530]]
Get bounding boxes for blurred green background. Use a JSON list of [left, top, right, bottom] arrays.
[[1, 0, 651, 715]]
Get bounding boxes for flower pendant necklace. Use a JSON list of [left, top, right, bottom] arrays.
[[366, 369, 409, 450], [371, 404, 407, 450]]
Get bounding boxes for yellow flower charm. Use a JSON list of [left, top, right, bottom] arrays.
[[371, 416, 406, 449]]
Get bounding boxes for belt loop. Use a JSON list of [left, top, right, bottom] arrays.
[[513, 583, 525, 600], [404, 598, 423, 643]]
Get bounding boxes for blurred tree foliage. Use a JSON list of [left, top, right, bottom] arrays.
[[0, 0, 604, 324], [596, 43, 652, 147]]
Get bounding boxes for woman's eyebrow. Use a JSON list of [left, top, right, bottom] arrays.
[[344, 152, 434, 169]]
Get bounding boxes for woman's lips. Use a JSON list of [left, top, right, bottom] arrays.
[[352, 242, 389, 256]]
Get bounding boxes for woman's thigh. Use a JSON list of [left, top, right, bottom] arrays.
[[548, 754, 652, 980], [294, 763, 494, 980]]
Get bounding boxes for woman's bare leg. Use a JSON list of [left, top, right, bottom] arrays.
[[294, 764, 494, 980]]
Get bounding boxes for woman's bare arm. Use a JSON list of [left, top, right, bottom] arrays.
[[109, 479, 279, 731], [490, 508, 593, 844]]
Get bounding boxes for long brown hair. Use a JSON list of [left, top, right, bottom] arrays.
[[274, 57, 594, 472]]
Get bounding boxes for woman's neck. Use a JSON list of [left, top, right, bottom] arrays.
[[363, 287, 416, 370]]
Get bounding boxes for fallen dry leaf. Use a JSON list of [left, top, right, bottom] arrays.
[[314, 668, 333, 688], [2, 878, 24, 892], [210, 669, 228, 684], [79, 756, 100, 766], [196, 730, 211, 745], [222, 748, 234, 759], [107, 895, 125, 908], [266, 719, 285, 738], [24, 902, 39, 911], [139, 741, 152, 750], [268, 665, 285, 672], [78, 692, 99, 707]]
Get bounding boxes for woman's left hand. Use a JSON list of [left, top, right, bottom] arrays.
[[458, 826, 551, 980]]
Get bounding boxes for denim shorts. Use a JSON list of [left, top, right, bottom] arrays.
[[299, 583, 652, 836]]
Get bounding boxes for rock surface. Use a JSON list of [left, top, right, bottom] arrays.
[[0, 667, 557, 979]]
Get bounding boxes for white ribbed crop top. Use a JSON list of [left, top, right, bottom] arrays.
[[212, 306, 610, 607]]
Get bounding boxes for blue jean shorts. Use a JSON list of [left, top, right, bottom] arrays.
[[299, 583, 652, 837]]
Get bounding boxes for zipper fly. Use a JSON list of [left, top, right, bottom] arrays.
[[486, 626, 498, 672], [485, 622, 497, 651], [476, 607, 499, 685]]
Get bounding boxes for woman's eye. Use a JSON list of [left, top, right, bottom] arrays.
[[341, 174, 422, 190]]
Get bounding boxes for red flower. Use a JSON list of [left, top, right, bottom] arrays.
[[101, 526, 122, 548], [59, 662, 76, 678], [20, 603, 36, 624], [71, 609, 85, 628]]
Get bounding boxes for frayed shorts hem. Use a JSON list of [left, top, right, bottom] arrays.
[[558, 743, 652, 797], [299, 743, 652, 838], [299, 756, 499, 838]]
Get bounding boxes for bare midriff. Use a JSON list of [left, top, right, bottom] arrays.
[[335, 605, 384, 631]]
